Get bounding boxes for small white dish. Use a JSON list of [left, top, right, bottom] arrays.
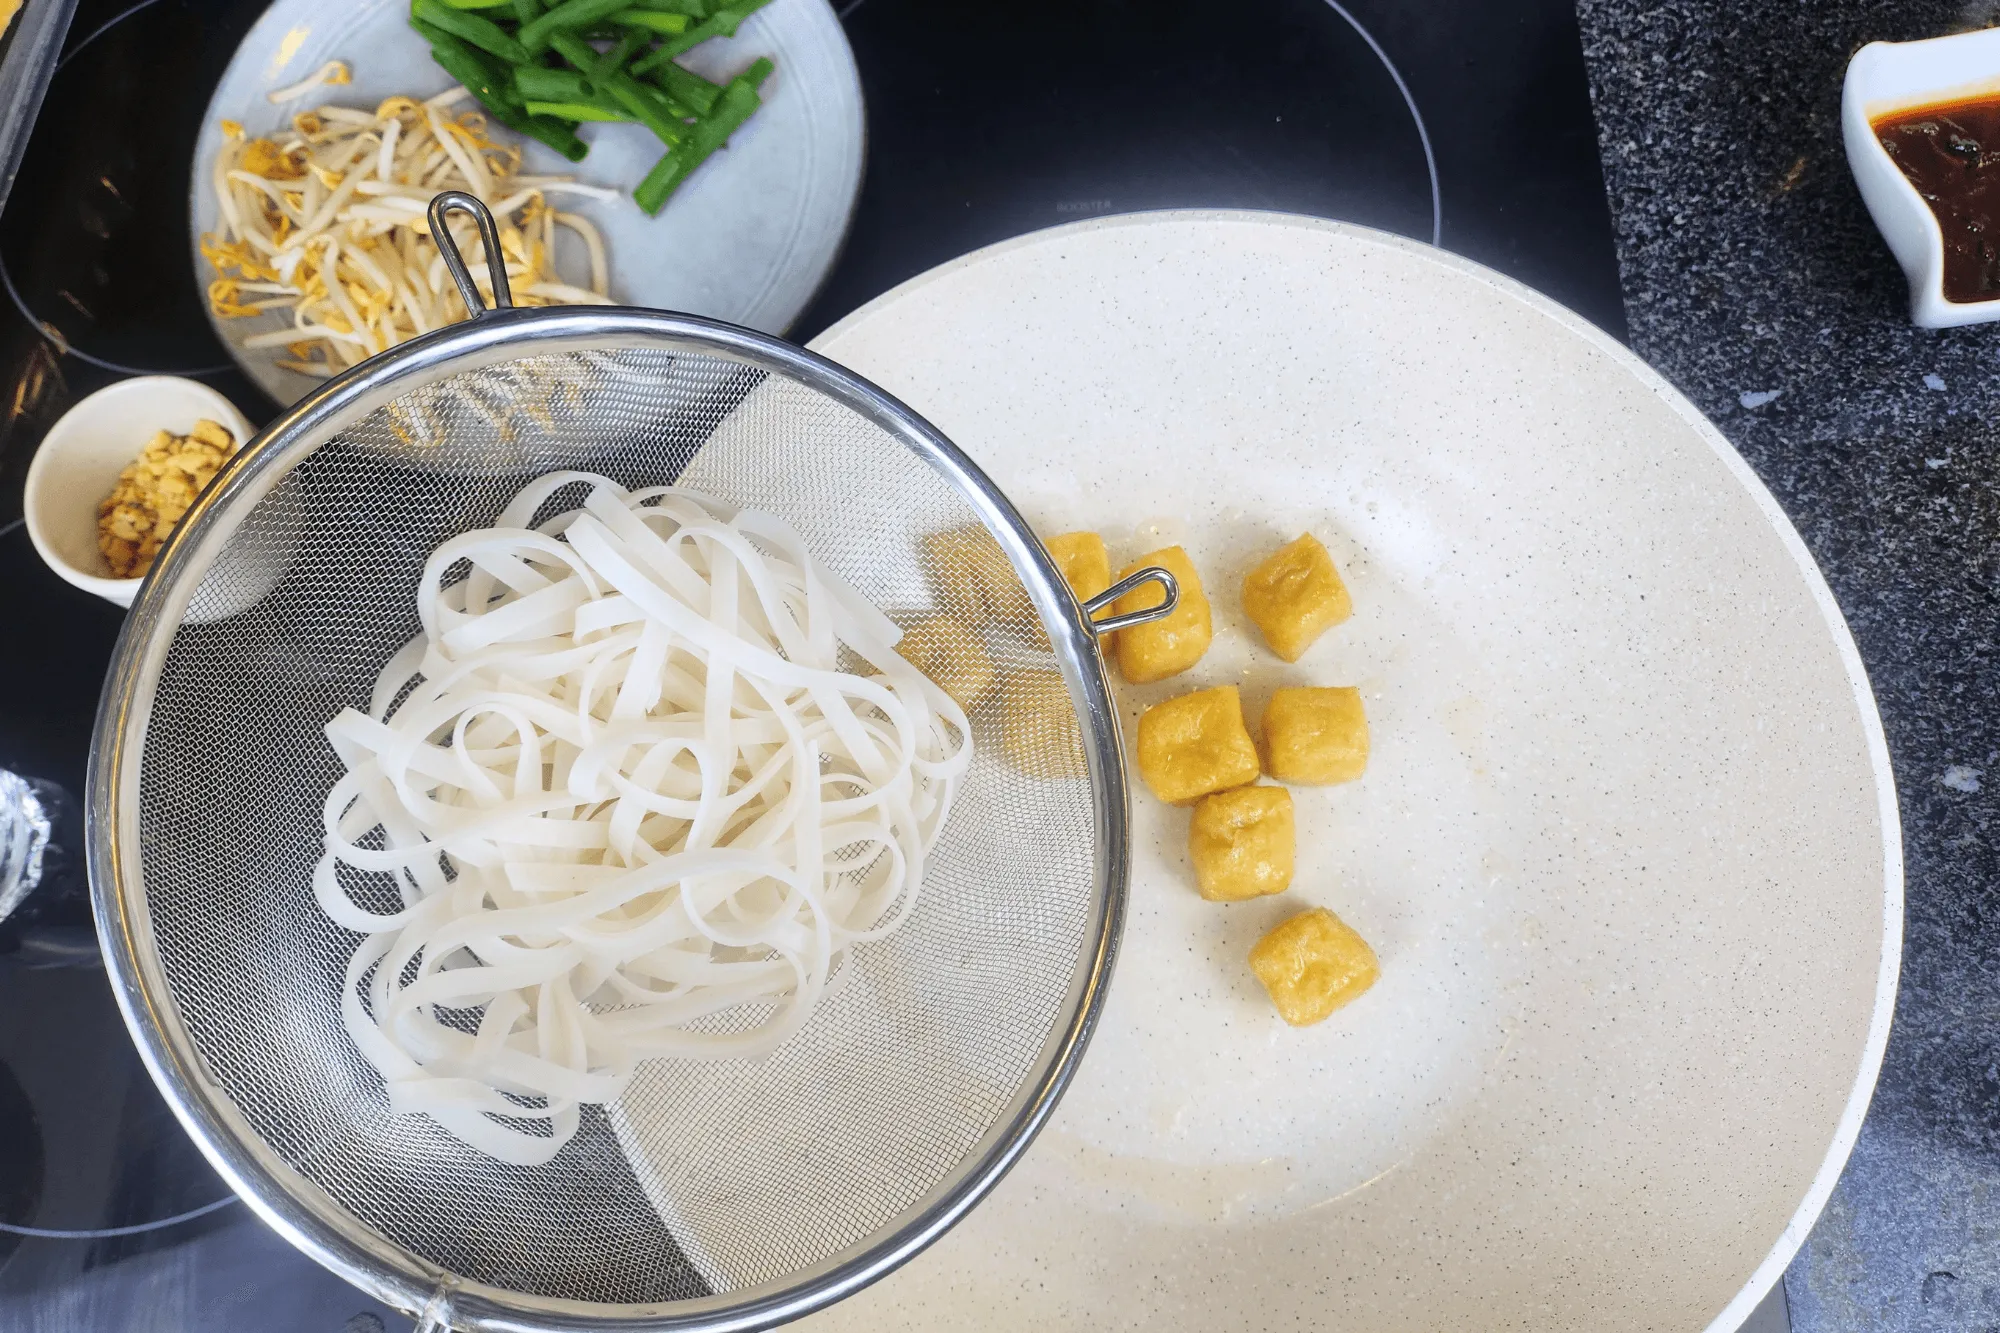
[[1845, 28, 2000, 327], [24, 376, 257, 611]]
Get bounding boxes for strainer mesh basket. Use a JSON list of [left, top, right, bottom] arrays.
[[95, 323, 1120, 1327]]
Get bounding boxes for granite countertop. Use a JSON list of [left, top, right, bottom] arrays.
[[1574, 2, 2000, 1327]]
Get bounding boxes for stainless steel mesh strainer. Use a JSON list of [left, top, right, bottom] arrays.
[[87, 195, 1178, 1331]]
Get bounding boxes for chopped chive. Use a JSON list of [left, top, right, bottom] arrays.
[[513, 64, 591, 102], [649, 58, 722, 114], [590, 28, 644, 80], [629, 0, 770, 74], [414, 21, 523, 109], [633, 72, 758, 213], [410, 0, 768, 212], [415, 28, 589, 161], [550, 31, 689, 147], [516, 115, 591, 161], [613, 10, 689, 35], [525, 100, 632, 121], [412, 0, 529, 63], [517, 0, 631, 53]]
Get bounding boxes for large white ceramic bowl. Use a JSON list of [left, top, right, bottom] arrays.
[[1845, 28, 2000, 327], [785, 212, 1900, 1332]]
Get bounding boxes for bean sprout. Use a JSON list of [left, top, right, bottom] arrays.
[[203, 97, 613, 379], [316, 475, 971, 1165], [267, 60, 351, 106]]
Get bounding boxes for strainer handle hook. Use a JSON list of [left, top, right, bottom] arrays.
[[427, 190, 515, 318], [413, 1279, 457, 1333], [1082, 565, 1179, 634]]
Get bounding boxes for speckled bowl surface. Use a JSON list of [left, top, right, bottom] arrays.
[[797, 212, 1901, 1332]]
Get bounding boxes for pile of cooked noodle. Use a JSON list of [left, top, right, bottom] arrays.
[[202, 87, 615, 378], [316, 474, 971, 1164]]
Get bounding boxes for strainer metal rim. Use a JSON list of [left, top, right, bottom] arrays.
[[86, 306, 1133, 1331]]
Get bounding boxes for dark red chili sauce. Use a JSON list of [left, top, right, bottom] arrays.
[[1876, 95, 2000, 303]]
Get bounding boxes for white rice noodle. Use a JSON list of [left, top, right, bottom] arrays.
[[315, 476, 971, 1166]]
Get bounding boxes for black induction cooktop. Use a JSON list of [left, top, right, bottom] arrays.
[[0, 1, 1620, 1327]]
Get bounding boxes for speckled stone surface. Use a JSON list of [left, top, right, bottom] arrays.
[[1574, 3, 2000, 1328]]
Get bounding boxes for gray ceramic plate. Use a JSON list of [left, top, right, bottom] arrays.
[[188, 0, 863, 405]]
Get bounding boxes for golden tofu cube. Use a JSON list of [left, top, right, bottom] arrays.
[[922, 523, 1033, 627], [1262, 686, 1368, 785], [1241, 533, 1352, 662], [998, 668, 1085, 778], [1115, 545, 1212, 684], [895, 615, 994, 709], [1188, 784, 1294, 901], [1135, 685, 1260, 805], [1249, 907, 1379, 1026], [1043, 530, 1111, 604]]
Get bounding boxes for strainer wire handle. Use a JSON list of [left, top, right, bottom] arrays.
[[427, 189, 514, 317], [1082, 565, 1179, 634]]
